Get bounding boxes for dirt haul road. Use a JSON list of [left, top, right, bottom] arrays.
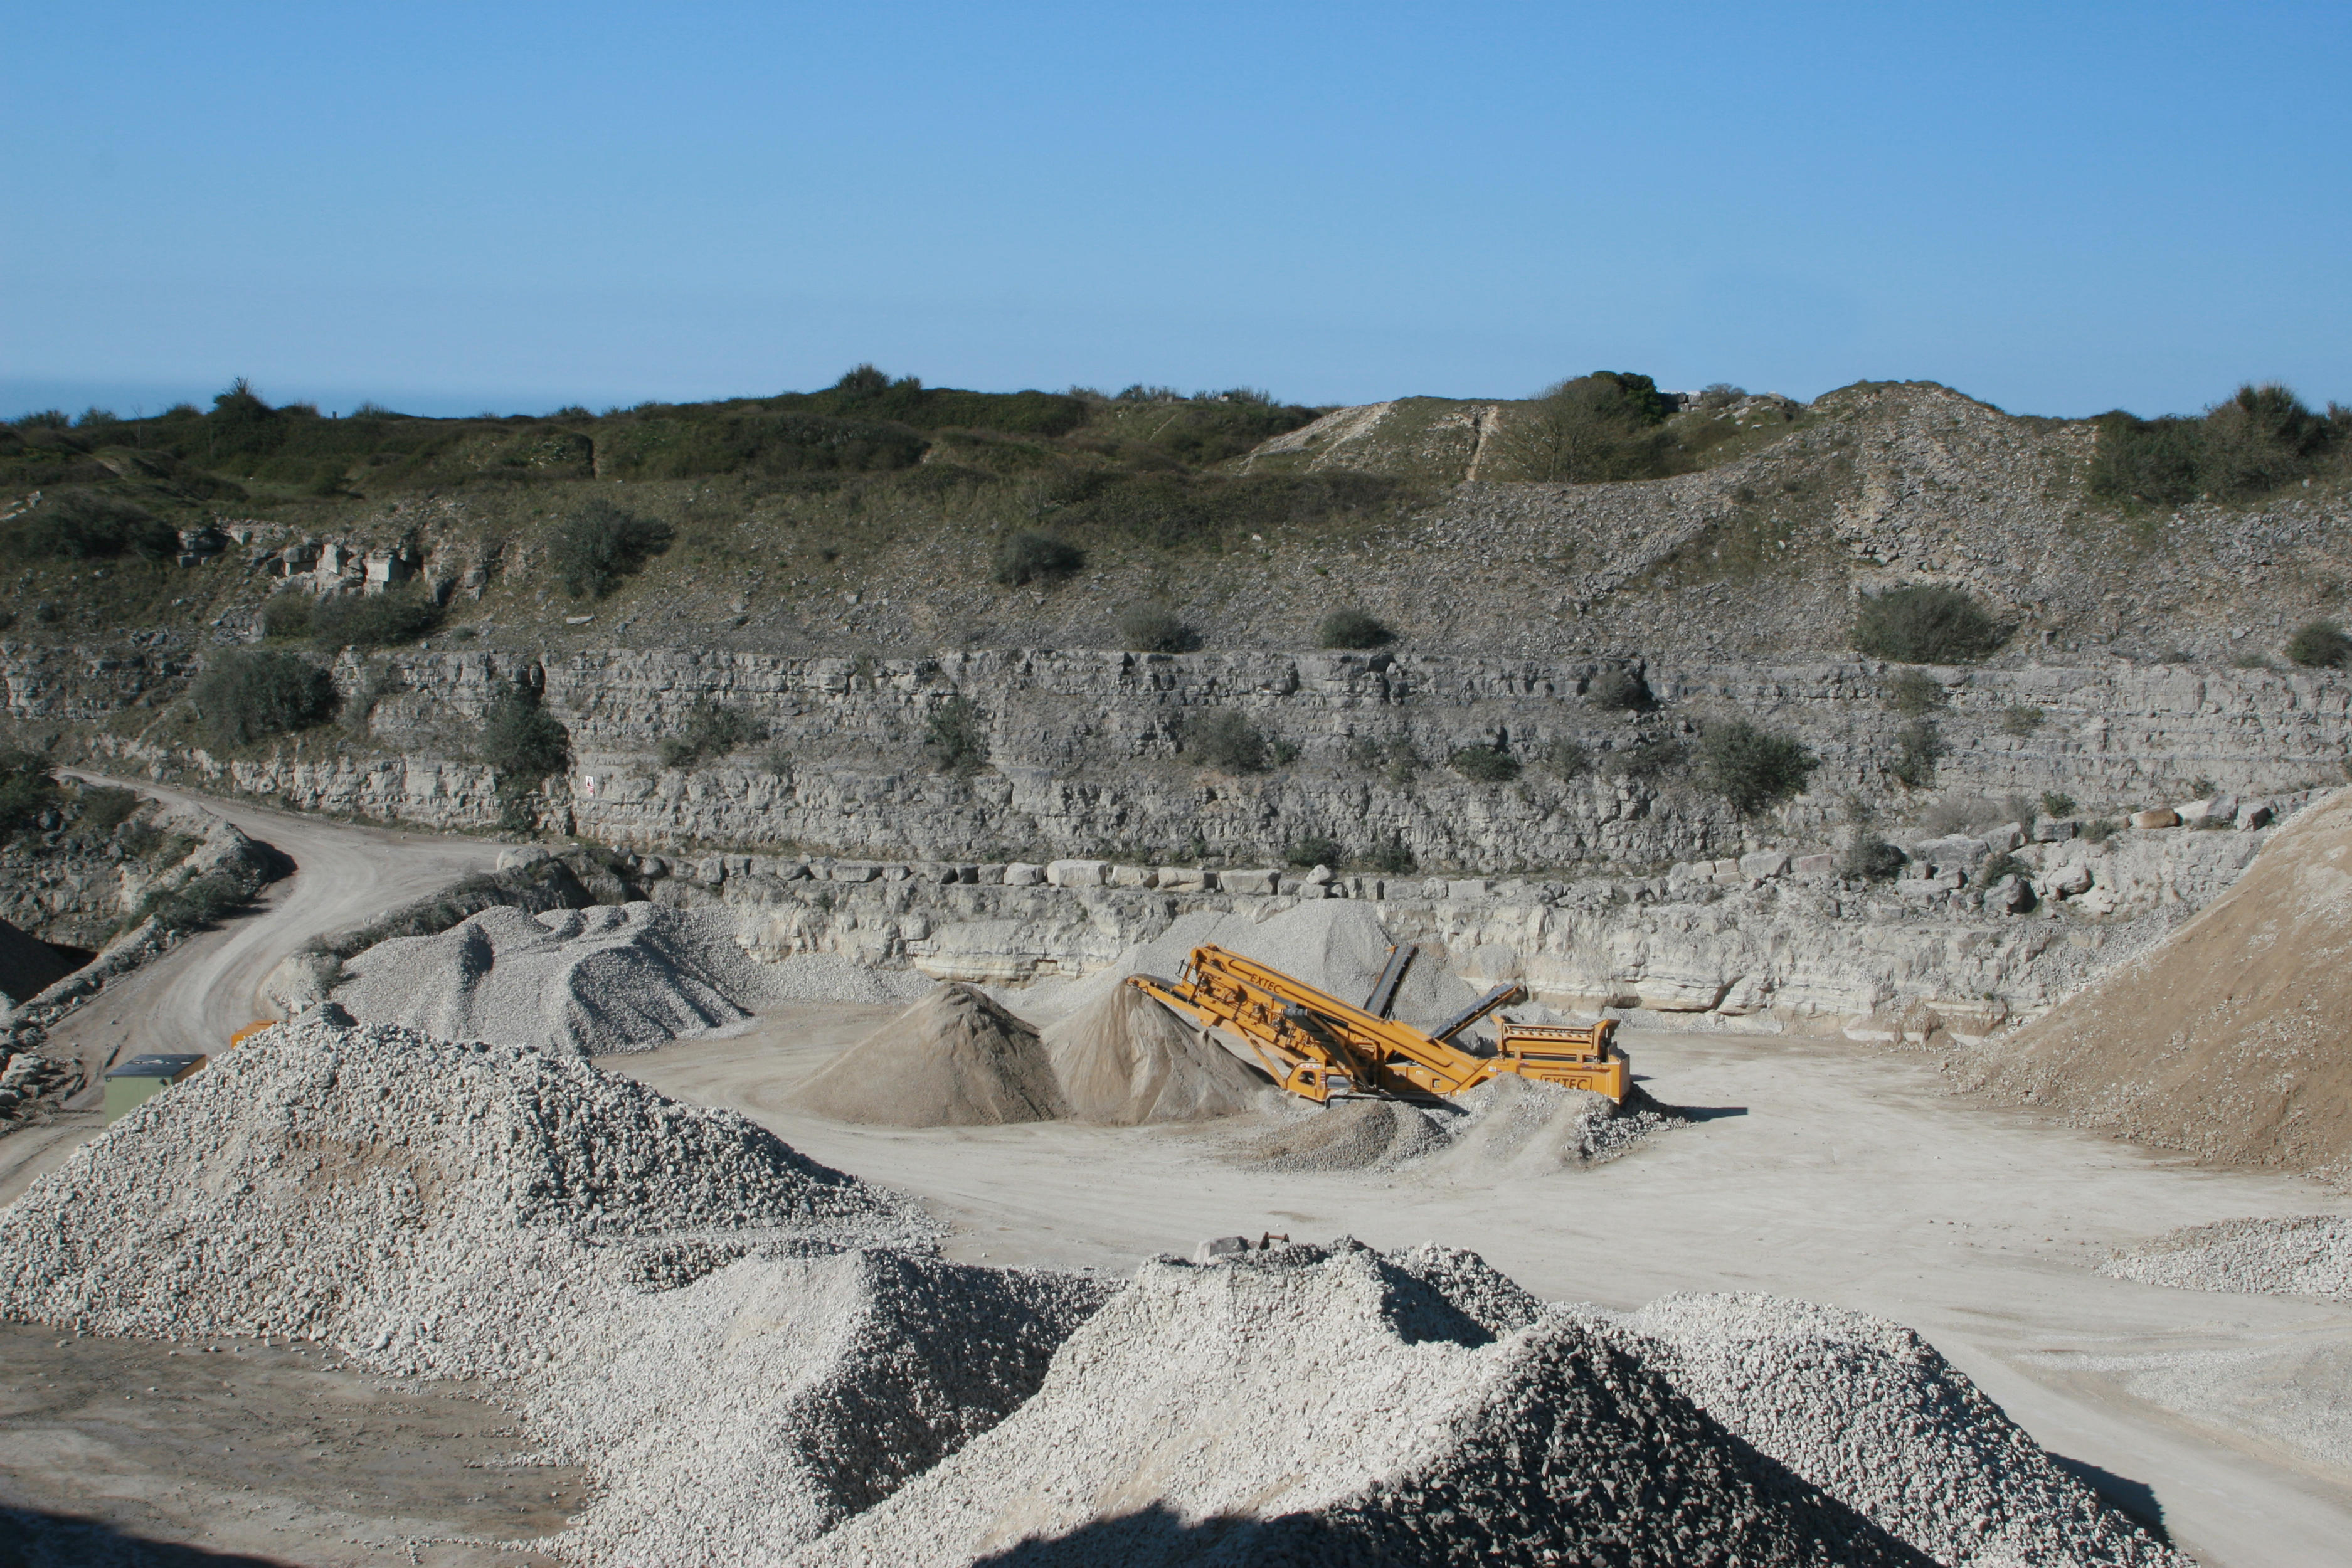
[[610, 1009, 2352, 1568], [0, 775, 501, 1204]]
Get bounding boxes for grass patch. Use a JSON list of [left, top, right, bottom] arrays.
[[1890, 720, 1945, 789], [2286, 619, 2351, 668], [1885, 671, 1946, 716]]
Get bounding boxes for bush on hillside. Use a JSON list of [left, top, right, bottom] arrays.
[[2286, 619, 2351, 669], [657, 699, 765, 770], [1284, 835, 1344, 869], [552, 499, 674, 598], [2089, 383, 2345, 507], [480, 679, 570, 785], [1697, 721, 1817, 814], [1603, 736, 1687, 781], [190, 650, 339, 747], [1586, 667, 1650, 710], [993, 531, 1084, 586], [1368, 840, 1417, 874], [259, 594, 314, 639], [312, 586, 440, 647], [1840, 837, 1905, 881], [923, 694, 989, 776], [1885, 670, 1946, 715], [1116, 607, 1194, 653], [1890, 720, 1945, 789], [0, 750, 61, 841], [75, 783, 142, 834], [1449, 744, 1521, 784], [1501, 371, 1687, 483], [1316, 608, 1392, 650], [1186, 709, 1269, 774], [9, 490, 179, 562], [1852, 585, 2006, 664], [1537, 736, 1591, 778]]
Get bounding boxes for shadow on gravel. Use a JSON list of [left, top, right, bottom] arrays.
[[1670, 1104, 1750, 1122], [2052, 1454, 2172, 1544], [0, 1508, 287, 1568]]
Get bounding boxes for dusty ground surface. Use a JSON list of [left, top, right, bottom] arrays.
[[0, 1323, 583, 1566], [601, 1006, 2352, 1568]]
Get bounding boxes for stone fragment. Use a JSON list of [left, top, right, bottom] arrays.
[[1219, 869, 1278, 896], [2034, 820, 2078, 842], [2131, 808, 2180, 830], [1449, 879, 1494, 900], [830, 862, 878, 883], [1981, 823, 2025, 852], [2044, 862, 2094, 897], [1108, 865, 1152, 888], [1303, 864, 1334, 886], [1155, 867, 1206, 891], [1002, 863, 1045, 887], [1792, 852, 1836, 876], [1047, 859, 1111, 889], [2240, 802, 2275, 830], [1738, 850, 1791, 879]]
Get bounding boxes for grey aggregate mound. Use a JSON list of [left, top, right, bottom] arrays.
[[1042, 983, 1269, 1125], [800, 1237, 1928, 1568], [334, 901, 785, 1055], [1614, 1293, 2190, 1568], [2100, 1214, 2352, 1300], [0, 1017, 930, 1378], [767, 950, 938, 1004], [1229, 1077, 1679, 1174], [791, 983, 1069, 1127]]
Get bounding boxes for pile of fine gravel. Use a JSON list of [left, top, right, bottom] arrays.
[[1042, 983, 1269, 1125], [334, 902, 786, 1055], [2100, 1214, 2352, 1301], [1613, 1293, 2188, 1568], [790, 984, 1068, 1128], [1229, 1076, 1680, 1175], [765, 950, 937, 1005], [800, 1239, 1927, 1567]]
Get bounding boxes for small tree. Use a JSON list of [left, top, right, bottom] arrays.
[[1500, 371, 1682, 483], [1697, 721, 1817, 814], [1186, 709, 1268, 773], [190, 650, 339, 747], [552, 499, 674, 599], [1116, 607, 1193, 652], [1316, 608, 1392, 649], [924, 694, 989, 775], [480, 678, 570, 787], [1449, 743, 1521, 783]]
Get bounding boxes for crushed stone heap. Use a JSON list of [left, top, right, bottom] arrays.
[[1231, 1072, 1679, 1175], [802, 1239, 2175, 1568], [1042, 982, 1268, 1125], [1614, 1293, 2187, 1568], [2100, 1214, 2352, 1301], [791, 983, 1067, 1127], [0, 1015, 930, 1379], [334, 901, 779, 1055]]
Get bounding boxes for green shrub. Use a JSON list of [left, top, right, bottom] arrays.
[[2091, 384, 2342, 507], [260, 595, 313, 639], [1853, 585, 2007, 664], [1890, 720, 1945, 789], [480, 679, 570, 784], [657, 699, 765, 770], [2286, 620, 2351, 669], [311, 586, 440, 647], [1604, 736, 1687, 781], [1537, 736, 1591, 778], [138, 869, 249, 934], [1449, 744, 1521, 783], [1586, 667, 1650, 710], [552, 499, 674, 598], [1840, 837, 1905, 881], [2041, 790, 2077, 818], [1186, 709, 1268, 773], [1697, 721, 1818, 814], [1116, 607, 1194, 652], [1284, 835, 1343, 869], [1885, 671, 1946, 716], [2080, 816, 2119, 844], [2001, 704, 2045, 736], [1316, 608, 1392, 649], [0, 749, 61, 840], [993, 531, 1084, 586], [1502, 371, 1687, 483], [1369, 840, 1417, 875], [8, 489, 179, 562], [924, 694, 989, 775], [190, 649, 339, 746], [75, 784, 141, 834]]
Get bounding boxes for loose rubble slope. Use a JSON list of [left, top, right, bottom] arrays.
[[2102, 1214, 2352, 1301], [1947, 788, 2352, 1184], [334, 901, 779, 1055], [791, 983, 1067, 1127], [1042, 982, 1268, 1125]]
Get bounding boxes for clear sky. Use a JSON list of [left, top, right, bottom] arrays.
[[5, 2, 2347, 422]]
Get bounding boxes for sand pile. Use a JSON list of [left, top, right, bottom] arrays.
[[334, 901, 786, 1055], [791, 983, 1067, 1127], [2100, 1214, 2352, 1300], [1231, 1075, 1678, 1175], [1949, 787, 2352, 1184], [1042, 983, 1268, 1125], [1614, 1293, 2188, 1568], [802, 1239, 1929, 1567]]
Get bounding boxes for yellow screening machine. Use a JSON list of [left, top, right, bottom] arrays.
[[1126, 942, 1627, 1104]]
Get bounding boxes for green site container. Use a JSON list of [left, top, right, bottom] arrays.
[[103, 1054, 208, 1123]]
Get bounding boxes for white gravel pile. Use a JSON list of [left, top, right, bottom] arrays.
[[0, 1016, 929, 1377], [765, 950, 937, 1005], [335, 902, 787, 1055], [801, 1239, 1927, 1568], [1613, 1293, 2188, 1568], [2100, 1214, 2352, 1301]]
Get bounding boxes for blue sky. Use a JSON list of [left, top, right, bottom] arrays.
[[6, 2, 2347, 421]]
